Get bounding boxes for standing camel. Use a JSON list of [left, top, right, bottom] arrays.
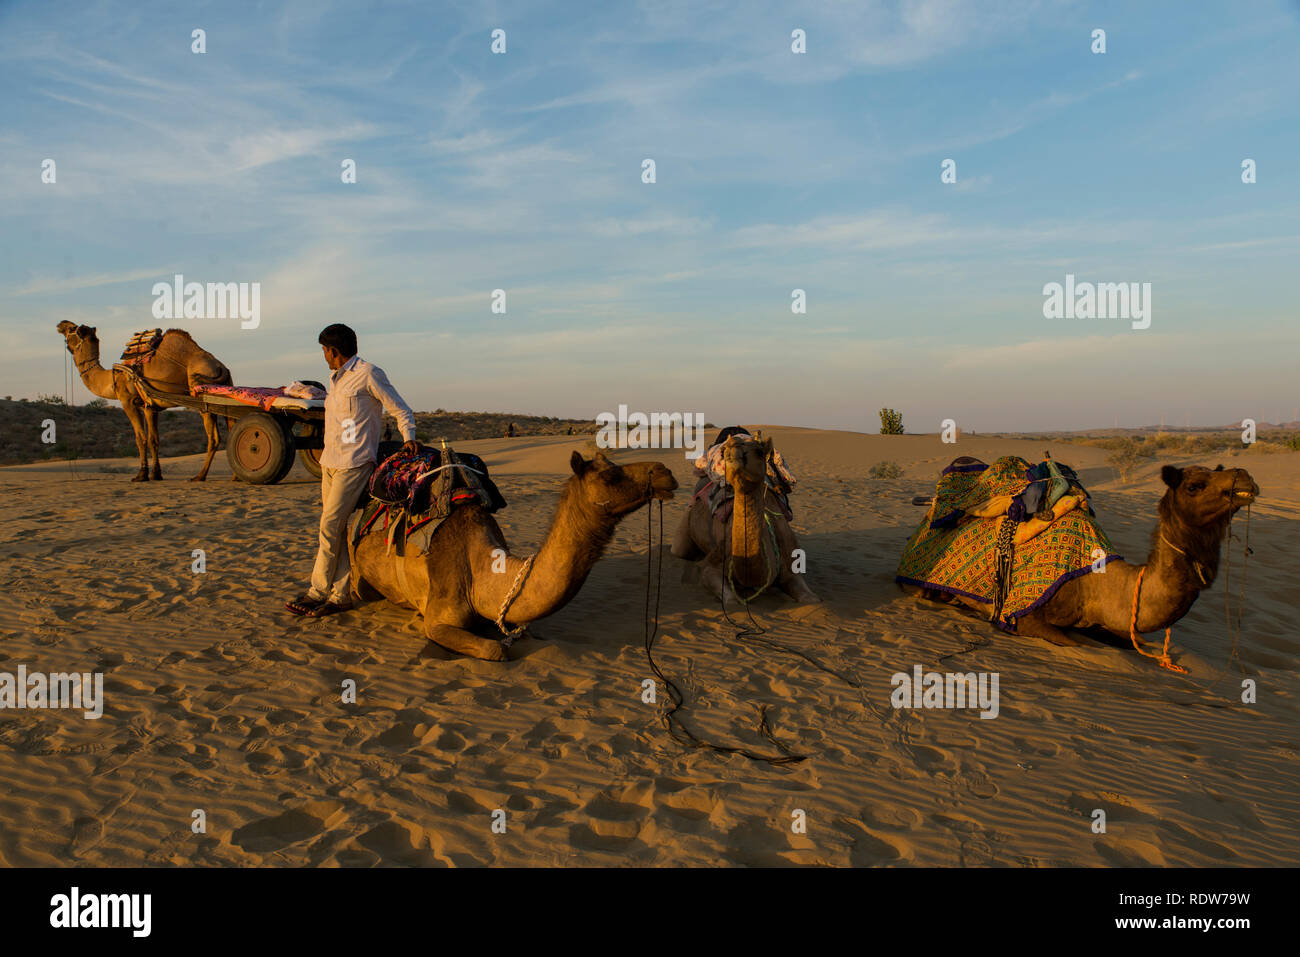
[[350, 451, 678, 661], [56, 322, 232, 481], [671, 433, 819, 606]]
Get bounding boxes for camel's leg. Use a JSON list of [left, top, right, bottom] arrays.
[[699, 559, 742, 610], [670, 512, 703, 560], [144, 406, 162, 480], [193, 411, 220, 482], [1015, 613, 1086, 647], [121, 399, 151, 482], [424, 621, 508, 662]]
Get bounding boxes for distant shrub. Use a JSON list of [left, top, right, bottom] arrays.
[[36, 393, 67, 405], [869, 460, 903, 479], [879, 408, 904, 435], [1106, 438, 1156, 484], [85, 398, 109, 409]]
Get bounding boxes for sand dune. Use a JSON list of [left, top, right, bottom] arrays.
[[0, 428, 1296, 866]]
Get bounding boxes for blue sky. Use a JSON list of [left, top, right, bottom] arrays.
[[2, 0, 1298, 431]]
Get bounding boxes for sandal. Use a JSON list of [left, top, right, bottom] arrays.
[[286, 593, 325, 616], [306, 601, 353, 618]]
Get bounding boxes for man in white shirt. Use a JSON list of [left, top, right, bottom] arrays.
[[286, 323, 419, 618]]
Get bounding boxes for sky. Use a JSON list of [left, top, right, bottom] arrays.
[[2, 0, 1298, 433]]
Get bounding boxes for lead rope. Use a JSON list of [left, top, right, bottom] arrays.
[[1128, 566, 1188, 674], [642, 487, 808, 765], [495, 554, 535, 648], [1204, 498, 1252, 690], [717, 490, 890, 721]]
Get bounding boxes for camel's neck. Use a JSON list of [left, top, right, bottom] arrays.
[[70, 346, 117, 399], [494, 482, 623, 623], [729, 478, 772, 588], [1133, 503, 1233, 630]]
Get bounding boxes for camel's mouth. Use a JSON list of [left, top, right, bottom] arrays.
[[651, 471, 679, 500]]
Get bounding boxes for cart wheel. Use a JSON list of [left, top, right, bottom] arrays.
[[227, 413, 294, 484], [300, 446, 323, 479]]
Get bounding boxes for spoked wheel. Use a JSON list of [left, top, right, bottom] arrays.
[[227, 413, 294, 484]]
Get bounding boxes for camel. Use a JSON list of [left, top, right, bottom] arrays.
[[349, 450, 679, 661], [670, 434, 819, 606], [906, 463, 1259, 653], [56, 322, 232, 482]]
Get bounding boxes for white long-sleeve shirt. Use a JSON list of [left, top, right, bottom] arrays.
[[320, 355, 417, 469]]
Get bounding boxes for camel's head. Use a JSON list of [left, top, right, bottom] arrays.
[[1161, 464, 1259, 527], [570, 450, 678, 515], [56, 321, 98, 357], [722, 434, 772, 490]]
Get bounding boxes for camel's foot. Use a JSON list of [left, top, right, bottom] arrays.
[[131, 472, 148, 483], [1016, 617, 1085, 647], [426, 623, 508, 662], [189, 474, 207, 483], [151, 470, 163, 481], [700, 564, 733, 608], [781, 575, 821, 604]]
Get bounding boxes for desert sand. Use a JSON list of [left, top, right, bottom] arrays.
[[0, 428, 1296, 866]]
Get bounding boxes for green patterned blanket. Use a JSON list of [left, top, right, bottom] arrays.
[[895, 456, 1122, 631]]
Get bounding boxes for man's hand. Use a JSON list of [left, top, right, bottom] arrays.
[[401, 440, 422, 455]]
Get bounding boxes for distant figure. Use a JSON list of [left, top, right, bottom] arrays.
[[567, 425, 574, 435], [506, 422, 517, 438]]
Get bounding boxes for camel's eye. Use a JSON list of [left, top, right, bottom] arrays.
[[1186, 481, 1206, 493]]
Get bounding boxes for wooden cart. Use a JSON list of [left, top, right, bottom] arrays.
[[118, 367, 326, 484]]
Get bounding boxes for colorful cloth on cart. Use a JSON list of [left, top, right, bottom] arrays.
[[120, 329, 164, 367], [895, 456, 1121, 631], [191, 384, 286, 410]]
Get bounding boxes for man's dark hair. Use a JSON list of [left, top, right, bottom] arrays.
[[318, 323, 358, 358]]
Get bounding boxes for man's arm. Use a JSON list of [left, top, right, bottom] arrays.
[[366, 364, 418, 444]]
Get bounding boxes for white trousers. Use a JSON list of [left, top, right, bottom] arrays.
[[308, 463, 374, 604]]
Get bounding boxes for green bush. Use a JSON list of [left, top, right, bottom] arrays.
[[869, 460, 904, 479], [879, 408, 904, 435]]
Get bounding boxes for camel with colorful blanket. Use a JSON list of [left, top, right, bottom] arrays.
[[897, 454, 1257, 671]]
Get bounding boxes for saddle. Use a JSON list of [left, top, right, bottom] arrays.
[[350, 441, 506, 558], [120, 329, 164, 367], [692, 476, 793, 523]]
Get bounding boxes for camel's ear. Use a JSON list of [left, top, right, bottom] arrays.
[[591, 450, 614, 471], [761, 438, 773, 457], [570, 451, 588, 475], [1161, 465, 1183, 489], [1214, 464, 1224, 471]]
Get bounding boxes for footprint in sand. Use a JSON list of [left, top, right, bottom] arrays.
[[569, 786, 654, 853], [231, 801, 346, 854], [353, 819, 456, 867]]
